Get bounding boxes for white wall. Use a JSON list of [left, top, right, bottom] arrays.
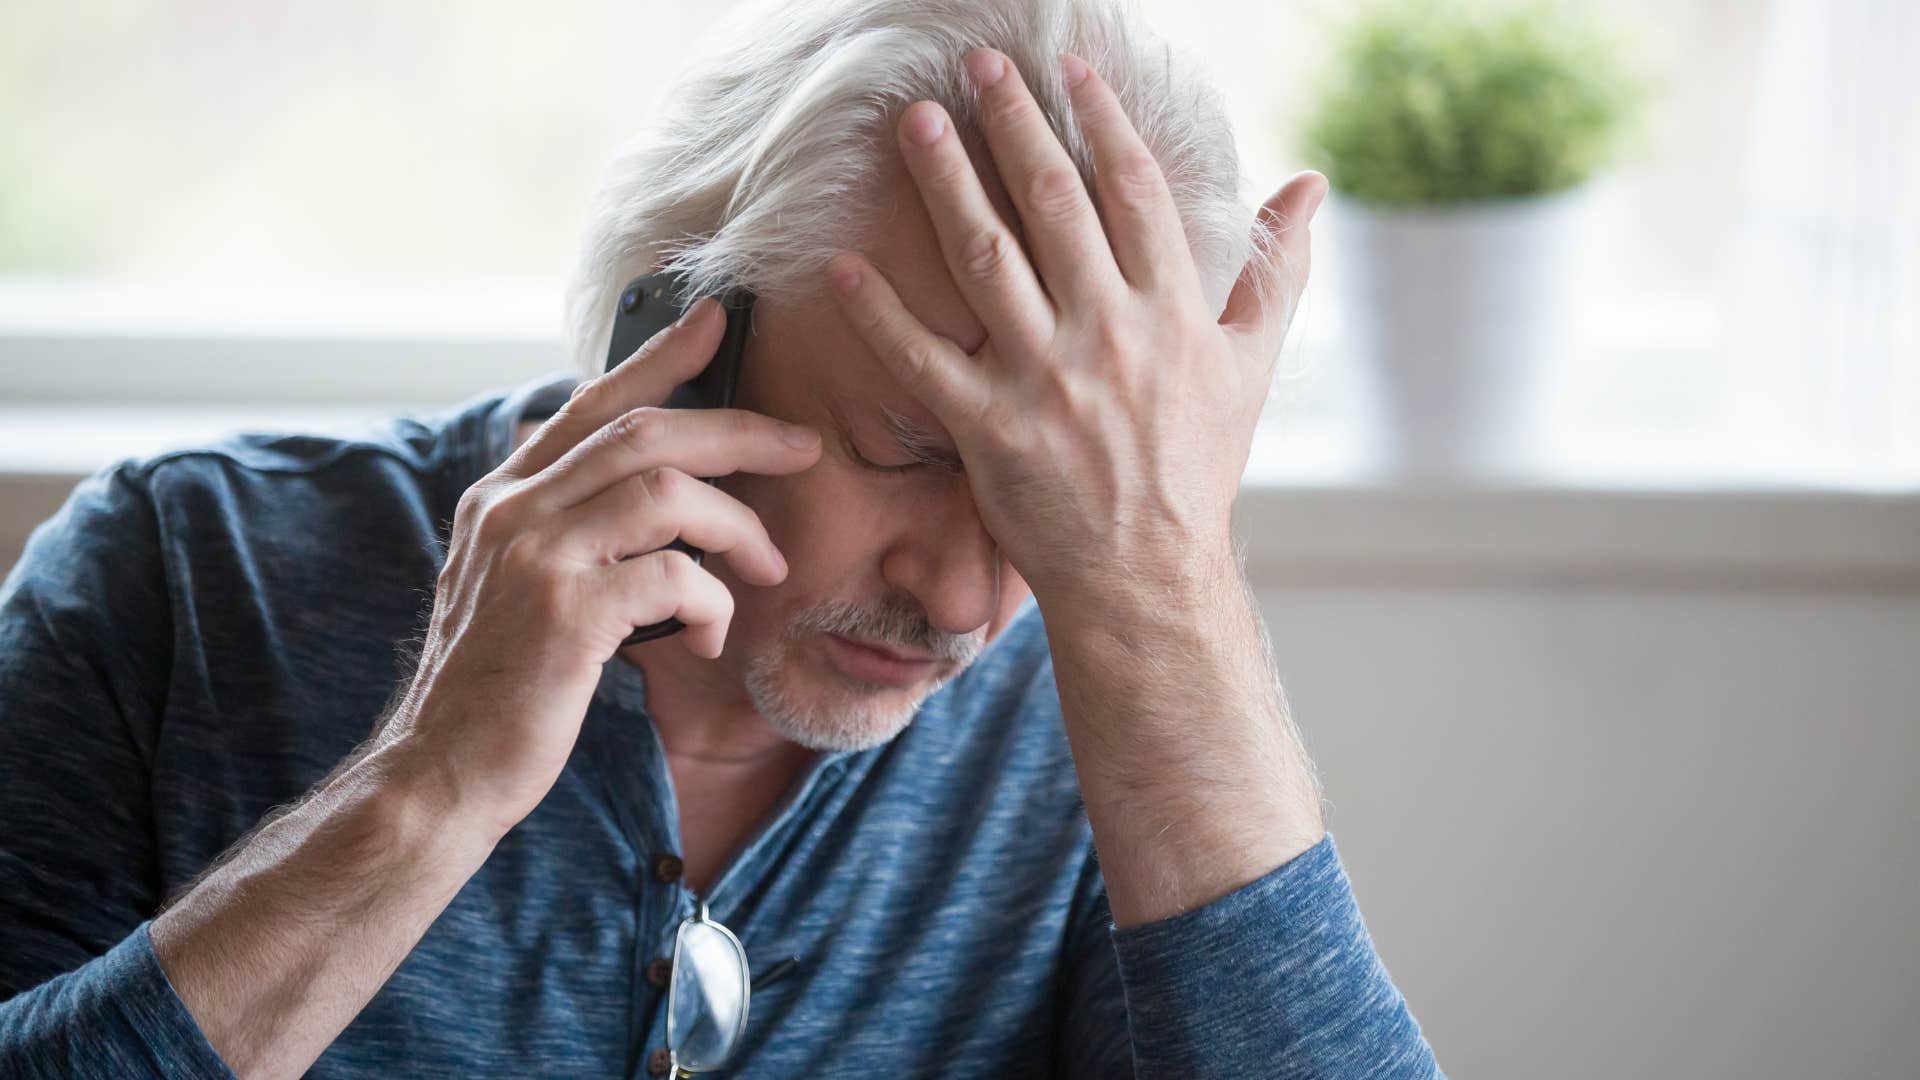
[[1262, 579, 1919, 1079]]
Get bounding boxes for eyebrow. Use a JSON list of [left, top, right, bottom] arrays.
[[821, 394, 964, 474], [878, 405, 966, 473]]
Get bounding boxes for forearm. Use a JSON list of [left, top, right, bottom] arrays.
[[1039, 546, 1325, 928], [149, 735, 498, 1079]]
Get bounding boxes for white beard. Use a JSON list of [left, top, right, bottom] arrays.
[[741, 595, 984, 753]]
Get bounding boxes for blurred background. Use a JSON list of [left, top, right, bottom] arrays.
[[1, 1, 1915, 1076]]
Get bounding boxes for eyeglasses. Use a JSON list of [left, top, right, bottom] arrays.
[[664, 898, 801, 1077]]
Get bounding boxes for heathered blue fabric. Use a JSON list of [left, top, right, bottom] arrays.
[[0, 374, 1443, 1078]]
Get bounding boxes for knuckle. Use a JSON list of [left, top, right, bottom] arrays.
[[1039, 364, 1098, 420], [568, 373, 604, 408], [1108, 151, 1169, 207], [928, 152, 977, 192], [982, 92, 1039, 133], [625, 466, 668, 513], [499, 530, 549, 582], [959, 226, 1015, 282], [1092, 318, 1136, 357], [902, 343, 946, 381], [1026, 164, 1088, 222], [453, 481, 489, 527], [653, 547, 696, 588], [610, 406, 666, 452], [467, 489, 520, 544], [858, 304, 899, 341], [644, 465, 687, 504], [561, 380, 616, 424]]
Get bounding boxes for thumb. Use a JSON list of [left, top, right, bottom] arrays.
[[1219, 172, 1327, 348]]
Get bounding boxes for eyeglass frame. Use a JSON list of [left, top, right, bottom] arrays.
[[664, 897, 751, 1077]]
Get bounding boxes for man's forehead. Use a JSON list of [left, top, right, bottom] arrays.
[[745, 145, 1019, 468]]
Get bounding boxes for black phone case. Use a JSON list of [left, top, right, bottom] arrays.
[[604, 271, 755, 645]]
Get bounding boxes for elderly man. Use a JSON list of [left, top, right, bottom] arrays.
[[0, 0, 1442, 1076]]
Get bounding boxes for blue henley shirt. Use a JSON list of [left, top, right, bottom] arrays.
[[0, 374, 1443, 1078]]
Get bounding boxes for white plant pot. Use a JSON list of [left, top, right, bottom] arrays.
[[1326, 181, 1602, 480]]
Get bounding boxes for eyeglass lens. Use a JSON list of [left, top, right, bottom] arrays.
[[669, 919, 750, 1071]]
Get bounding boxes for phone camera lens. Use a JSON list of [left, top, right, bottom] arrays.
[[620, 285, 643, 313]]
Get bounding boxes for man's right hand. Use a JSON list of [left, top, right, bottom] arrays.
[[147, 295, 819, 1080], [393, 295, 822, 837]]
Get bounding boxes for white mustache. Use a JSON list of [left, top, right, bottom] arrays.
[[788, 597, 984, 664]]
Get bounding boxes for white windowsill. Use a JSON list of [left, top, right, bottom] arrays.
[[2, 402, 1915, 589], [3, 279, 1916, 584]]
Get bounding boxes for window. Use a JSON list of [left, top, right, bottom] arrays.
[[3, 0, 1912, 485]]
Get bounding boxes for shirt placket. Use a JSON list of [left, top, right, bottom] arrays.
[[589, 655, 861, 1078], [630, 757, 856, 1078]]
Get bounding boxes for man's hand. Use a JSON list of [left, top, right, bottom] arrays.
[[149, 300, 822, 1078], [824, 48, 1325, 609], [392, 297, 822, 837], [826, 49, 1330, 928]]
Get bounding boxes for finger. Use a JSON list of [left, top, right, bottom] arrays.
[[1057, 53, 1205, 301], [895, 99, 1058, 346], [530, 405, 821, 511], [1219, 173, 1327, 354], [960, 48, 1123, 308], [504, 295, 728, 479], [826, 252, 990, 427], [601, 548, 734, 659], [556, 465, 788, 587]]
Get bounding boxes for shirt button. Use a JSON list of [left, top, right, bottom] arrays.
[[645, 956, 673, 988], [653, 852, 685, 884], [646, 1046, 672, 1076]]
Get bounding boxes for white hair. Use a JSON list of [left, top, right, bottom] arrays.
[[562, 0, 1276, 379]]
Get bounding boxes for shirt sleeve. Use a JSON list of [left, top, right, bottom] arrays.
[[1073, 831, 1446, 1079], [1053, 844, 1133, 1078], [0, 462, 235, 1078], [0, 922, 236, 1078]]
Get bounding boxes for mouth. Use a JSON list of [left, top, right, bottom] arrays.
[[824, 633, 938, 688]]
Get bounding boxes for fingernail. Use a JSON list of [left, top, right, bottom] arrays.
[[780, 423, 819, 449], [676, 296, 713, 327], [828, 255, 861, 294], [904, 104, 945, 146], [1059, 54, 1090, 89], [965, 50, 1006, 89]]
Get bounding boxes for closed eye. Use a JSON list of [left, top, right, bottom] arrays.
[[847, 439, 917, 474]]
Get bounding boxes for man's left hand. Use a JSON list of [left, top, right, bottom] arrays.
[[826, 47, 1326, 608]]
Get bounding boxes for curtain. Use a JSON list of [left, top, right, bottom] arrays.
[[1719, 0, 1919, 482]]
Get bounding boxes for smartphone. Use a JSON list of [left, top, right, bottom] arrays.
[[604, 270, 757, 645]]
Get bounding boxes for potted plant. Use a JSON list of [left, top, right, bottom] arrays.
[[1298, 0, 1656, 478]]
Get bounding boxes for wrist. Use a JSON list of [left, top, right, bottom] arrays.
[[151, 730, 502, 1078], [1034, 537, 1243, 634], [360, 733, 515, 855]]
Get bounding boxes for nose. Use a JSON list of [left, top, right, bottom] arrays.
[[878, 487, 1001, 637]]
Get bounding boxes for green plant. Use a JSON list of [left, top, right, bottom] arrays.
[[1298, 0, 1656, 206]]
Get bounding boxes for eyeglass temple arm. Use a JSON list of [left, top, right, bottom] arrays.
[[750, 955, 800, 992]]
